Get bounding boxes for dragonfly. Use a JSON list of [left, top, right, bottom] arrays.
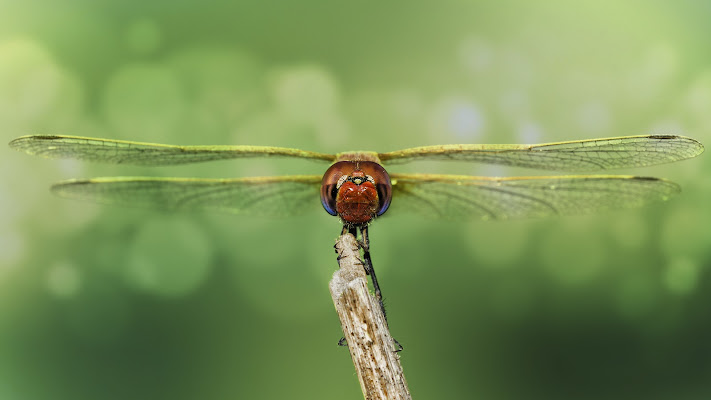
[[9, 133, 705, 328]]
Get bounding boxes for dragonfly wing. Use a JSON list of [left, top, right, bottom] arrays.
[[379, 135, 704, 172], [9, 135, 336, 165], [51, 175, 323, 216], [390, 173, 680, 220]]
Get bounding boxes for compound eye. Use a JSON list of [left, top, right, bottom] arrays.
[[320, 161, 354, 216], [358, 161, 392, 217]]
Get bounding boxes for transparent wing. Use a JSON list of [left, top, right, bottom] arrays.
[[379, 135, 704, 172], [9, 135, 336, 165], [51, 175, 323, 216], [390, 173, 680, 220]]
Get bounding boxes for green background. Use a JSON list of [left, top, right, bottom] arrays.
[[2, 1, 710, 399]]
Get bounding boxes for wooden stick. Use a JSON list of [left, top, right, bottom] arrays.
[[329, 233, 411, 400]]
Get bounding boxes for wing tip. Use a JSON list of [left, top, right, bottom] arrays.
[[648, 134, 705, 156], [633, 175, 682, 196], [8, 135, 32, 150], [9, 135, 65, 155], [682, 136, 705, 156]]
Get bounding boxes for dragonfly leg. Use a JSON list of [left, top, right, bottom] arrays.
[[358, 226, 385, 316], [360, 226, 403, 352]]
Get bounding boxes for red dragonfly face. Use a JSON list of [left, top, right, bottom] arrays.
[[320, 160, 392, 226]]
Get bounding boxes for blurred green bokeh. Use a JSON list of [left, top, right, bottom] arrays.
[[1, 1, 710, 399]]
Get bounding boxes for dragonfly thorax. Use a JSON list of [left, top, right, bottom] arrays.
[[320, 160, 392, 226]]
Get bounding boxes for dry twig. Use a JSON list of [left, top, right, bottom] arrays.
[[329, 233, 411, 400]]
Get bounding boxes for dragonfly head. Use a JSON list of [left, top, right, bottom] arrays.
[[320, 160, 392, 226]]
